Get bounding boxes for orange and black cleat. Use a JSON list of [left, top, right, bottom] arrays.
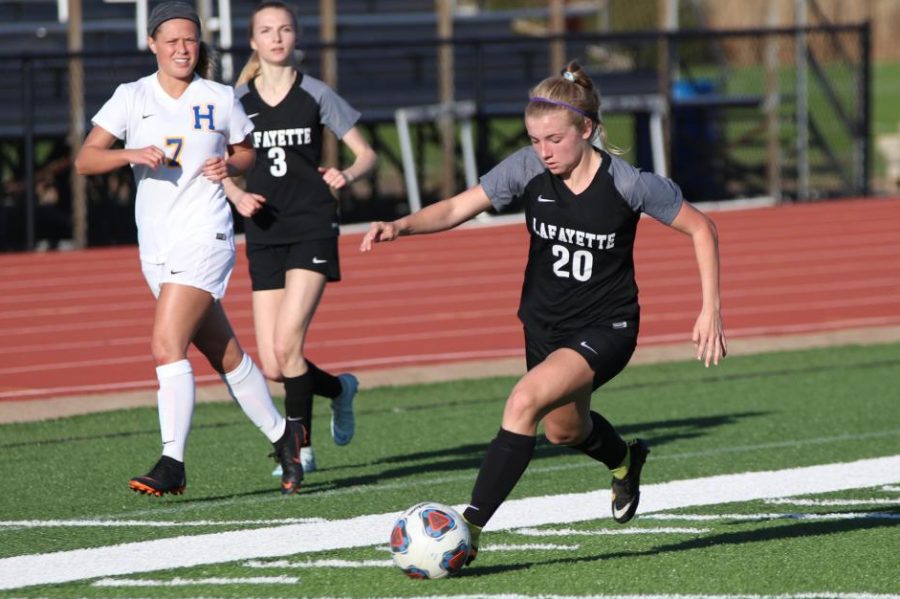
[[271, 419, 306, 495], [129, 455, 186, 497]]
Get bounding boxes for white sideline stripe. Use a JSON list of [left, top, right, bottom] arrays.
[[1, 455, 898, 590], [92, 576, 298, 587], [763, 498, 900, 506], [642, 512, 900, 522], [882, 485, 900, 492], [245, 559, 393, 569], [515, 527, 708, 536], [0, 517, 325, 529]]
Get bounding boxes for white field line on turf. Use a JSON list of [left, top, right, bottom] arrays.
[[92, 576, 298, 587], [882, 484, 900, 492], [515, 527, 708, 536], [28, 594, 900, 599], [482, 543, 580, 552], [2, 456, 899, 590], [0, 517, 325, 529], [642, 512, 900, 522], [11, 594, 900, 599], [763, 498, 900, 506], [110, 428, 900, 522], [245, 559, 394, 569]]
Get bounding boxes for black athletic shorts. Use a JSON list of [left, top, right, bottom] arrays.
[[246, 238, 341, 291], [524, 320, 639, 391]]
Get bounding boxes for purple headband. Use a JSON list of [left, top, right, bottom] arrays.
[[528, 97, 594, 120]]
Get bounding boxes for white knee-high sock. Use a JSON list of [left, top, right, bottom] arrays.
[[222, 353, 286, 443], [156, 359, 195, 462]]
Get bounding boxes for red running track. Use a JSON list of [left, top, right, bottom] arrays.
[[2, 196, 900, 401]]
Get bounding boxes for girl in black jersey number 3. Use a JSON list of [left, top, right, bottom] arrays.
[[361, 61, 727, 562], [225, 2, 376, 477]]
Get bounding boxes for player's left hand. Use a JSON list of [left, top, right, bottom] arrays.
[[202, 157, 229, 182], [318, 166, 351, 190], [692, 308, 727, 367]]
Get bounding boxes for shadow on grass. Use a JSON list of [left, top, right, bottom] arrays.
[[364, 411, 770, 467], [293, 410, 771, 495], [462, 507, 900, 577], [155, 409, 771, 504]]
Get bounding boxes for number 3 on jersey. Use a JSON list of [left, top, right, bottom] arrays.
[[552, 244, 593, 282], [268, 147, 287, 177]]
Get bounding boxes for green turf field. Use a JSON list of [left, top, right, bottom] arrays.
[[1, 342, 899, 597]]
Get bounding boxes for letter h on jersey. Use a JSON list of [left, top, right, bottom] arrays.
[[192, 104, 216, 130]]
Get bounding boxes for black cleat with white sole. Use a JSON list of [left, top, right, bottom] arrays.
[[611, 438, 649, 524]]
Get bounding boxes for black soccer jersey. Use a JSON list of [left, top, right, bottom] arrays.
[[236, 71, 360, 244], [480, 146, 684, 337]]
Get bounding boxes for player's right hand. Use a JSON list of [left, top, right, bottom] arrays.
[[233, 191, 266, 218], [129, 146, 166, 169], [359, 221, 398, 252]]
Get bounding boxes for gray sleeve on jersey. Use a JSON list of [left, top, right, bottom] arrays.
[[608, 154, 684, 224], [479, 146, 545, 212], [234, 83, 250, 100], [299, 76, 361, 139]]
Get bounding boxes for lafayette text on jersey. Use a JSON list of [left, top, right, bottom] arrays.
[[480, 146, 684, 336], [92, 73, 253, 264], [236, 71, 361, 244]]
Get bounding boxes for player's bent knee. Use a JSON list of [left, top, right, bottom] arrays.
[[260, 363, 282, 381], [272, 342, 304, 374], [503, 387, 543, 425], [543, 426, 583, 447], [150, 339, 186, 366]]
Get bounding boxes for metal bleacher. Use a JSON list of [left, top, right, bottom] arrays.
[[0, 1, 670, 249], [0, 1, 658, 139]]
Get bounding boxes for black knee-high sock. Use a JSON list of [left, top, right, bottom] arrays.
[[463, 428, 536, 528], [572, 411, 627, 469], [283, 372, 313, 445], [306, 360, 342, 399]]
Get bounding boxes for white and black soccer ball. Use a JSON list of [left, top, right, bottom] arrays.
[[389, 501, 472, 579]]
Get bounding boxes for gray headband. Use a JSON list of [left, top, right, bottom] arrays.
[[529, 97, 594, 120], [147, 1, 201, 37]]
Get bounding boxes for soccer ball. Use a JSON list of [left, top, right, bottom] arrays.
[[389, 501, 472, 579]]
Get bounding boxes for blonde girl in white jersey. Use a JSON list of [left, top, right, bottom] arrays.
[[75, 1, 306, 497]]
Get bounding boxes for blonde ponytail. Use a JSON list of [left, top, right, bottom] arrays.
[[236, 51, 261, 88]]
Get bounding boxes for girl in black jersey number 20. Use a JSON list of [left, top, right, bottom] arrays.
[[224, 2, 376, 476], [361, 61, 727, 563]]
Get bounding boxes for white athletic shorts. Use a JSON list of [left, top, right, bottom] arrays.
[[141, 238, 236, 301]]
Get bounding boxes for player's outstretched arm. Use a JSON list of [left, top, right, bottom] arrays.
[[75, 126, 165, 175], [668, 201, 727, 367], [360, 184, 492, 252]]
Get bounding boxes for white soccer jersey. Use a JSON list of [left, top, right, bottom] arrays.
[[92, 73, 254, 263]]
